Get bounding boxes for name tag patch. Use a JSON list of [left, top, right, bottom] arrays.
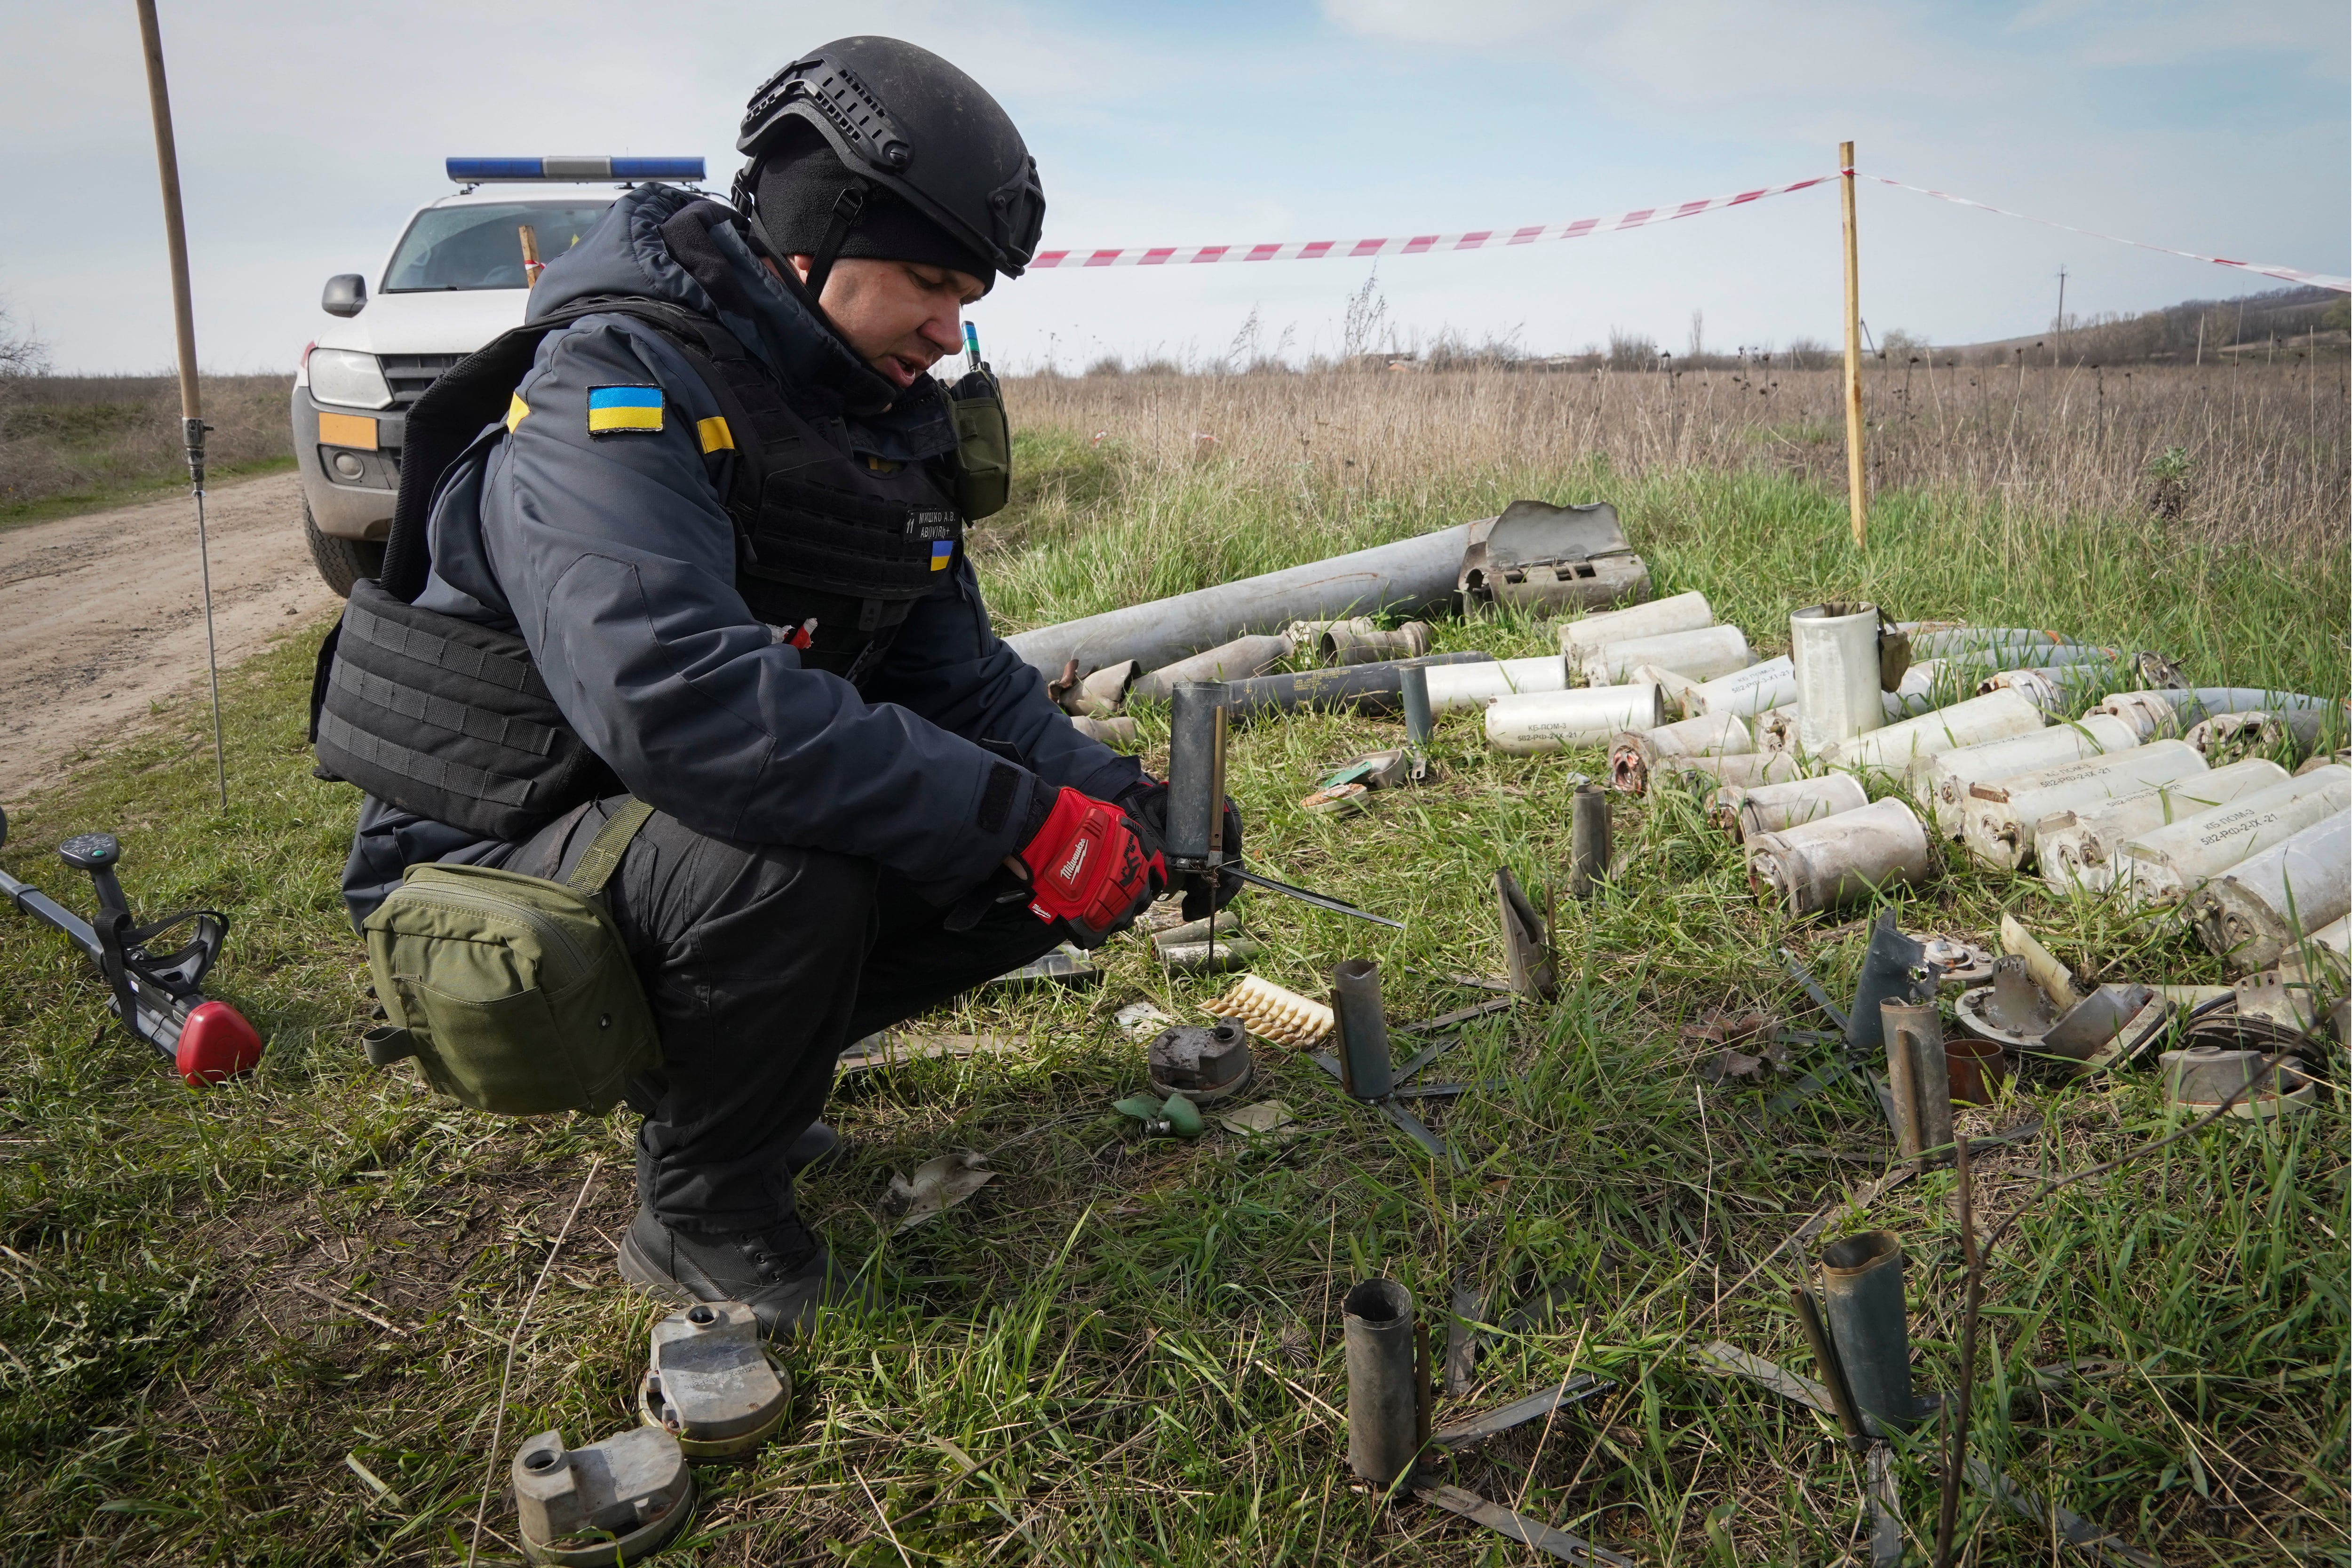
[[586, 385, 664, 435]]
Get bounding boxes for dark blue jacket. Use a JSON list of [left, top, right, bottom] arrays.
[[340, 184, 1137, 923]]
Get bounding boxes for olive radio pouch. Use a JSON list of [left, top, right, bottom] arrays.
[[360, 800, 659, 1115], [947, 366, 1011, 521]]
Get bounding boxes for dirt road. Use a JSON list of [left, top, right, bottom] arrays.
[[0, 471, 339, 806]]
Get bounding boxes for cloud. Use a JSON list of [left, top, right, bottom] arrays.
[[1320, 0, 1599, 44]]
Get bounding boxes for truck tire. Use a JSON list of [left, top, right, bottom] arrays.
[[304, 497, 385, 598]]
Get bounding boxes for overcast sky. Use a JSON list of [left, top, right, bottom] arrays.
[[4, 0, 2344, 375]]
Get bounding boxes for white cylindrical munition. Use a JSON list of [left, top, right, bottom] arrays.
[[1789, 603, 1887, 752], [1827, 688, 2048, 779], [1958, 739, 2207, 873], [1977, 661, 2118, 712], [1487, 685, 1665, 755], [2114, 765, 2352, 904], [1747, 796, 1933, 916], [2188, 809, 2352, 974], [1131, 634, 1295, 701], [1919, 713, 2141, 836], [1581, 624, 1751, 687], [1881, 659, 1947, 721], [1721, 773, 1870, 840], [2187, 708, 2335, 765], [1663, 750, 1812, 792], [2100, 687, 2342, 742], [1557, 590, 1713, 663], [1904, 626, 2078, 662], [1423, 654, 1567, 715], [2038, 758, 2290, 895], [1628, 662, 1704, 715], [1609, 711, 1751, 794], [1687, 656, 1797, 719]]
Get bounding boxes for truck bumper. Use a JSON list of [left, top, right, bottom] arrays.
[[291, 386, 407, 541]]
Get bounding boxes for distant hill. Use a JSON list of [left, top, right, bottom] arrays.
[[1933, 285, 2346, 366]]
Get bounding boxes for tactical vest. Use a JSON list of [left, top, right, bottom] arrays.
[[310, 294, 1011, 842]]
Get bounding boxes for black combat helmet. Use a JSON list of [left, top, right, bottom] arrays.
[[735, 38, 1046, 294]]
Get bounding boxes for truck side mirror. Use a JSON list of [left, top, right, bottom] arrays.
[[322, 274, 367, 318]]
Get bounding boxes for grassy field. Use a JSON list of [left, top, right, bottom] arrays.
[[0, 373, 295, 530], [0, 374, 2344, 1566]]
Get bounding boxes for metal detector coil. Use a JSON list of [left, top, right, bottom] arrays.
[[0, 807, 262, 1085]]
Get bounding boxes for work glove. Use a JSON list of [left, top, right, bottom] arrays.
[[1017, 787, 1168, 948], [1117, 779, 1245, 921]]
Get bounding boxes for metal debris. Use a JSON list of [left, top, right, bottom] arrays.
[[883, 1152, 995, 1231], [1216, 1099, 1298, 1138], [1204, 973, 1334, 1049], [1459, 499, 1649, 616], [835, 1033, 1015, 1078], [1495, 865, 1558, 1000], [1415, 1483, 1636, 1567], [1430, 1372, 1612, 1451]]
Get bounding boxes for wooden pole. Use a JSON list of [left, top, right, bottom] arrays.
[[134, 0, 228, 807], [1840, 141, 1866, 549]]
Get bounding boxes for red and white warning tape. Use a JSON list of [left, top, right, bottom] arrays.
[[1029, 174, 1837, 269], [1030, 168, 2350, 294], [1861, 173, 2349, 294]]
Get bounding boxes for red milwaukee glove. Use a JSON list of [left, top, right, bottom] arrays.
[[1017, 787, 1167, 948]]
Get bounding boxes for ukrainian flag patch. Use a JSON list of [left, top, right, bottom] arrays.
[[586, 384, 663, 435], [930, 540, 954, 571]]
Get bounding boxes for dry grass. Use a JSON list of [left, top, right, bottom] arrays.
[[1008, 360, 2348, 558], [0, 373, 294, 524]]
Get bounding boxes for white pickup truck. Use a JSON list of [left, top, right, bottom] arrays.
[[290, 156, 705, 594]]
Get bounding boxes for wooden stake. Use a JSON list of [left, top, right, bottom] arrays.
[[135, 0, 229, 808], [1839, 141, 1867, 550]]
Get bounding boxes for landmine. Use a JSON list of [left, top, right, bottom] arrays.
[[2188, 808, 2352, 974], [1629, 662, 1702, 714], [513, 1426, 693, 1567], [1789, 602, 1892, 753], [1608, 711, 1751, 794], [1423, 653, 1567, 715], [1054, 659, 1138, 717], [1557, 589, 1713, 663], [1958, 739, 2208, 872], [2114, 765, 2352, 904], [1753, 703, 1803, 756], [1824, 687, 2045, 777], [1916, 712, 2140, 836], [1487, 683, 1665, 755], [1682, 655, 1796, 719], [1580, 623, 1751, 687], [2037, 757, 2289, 895], [1747, 796, 1933, 916], [1716, 773, 1869, 840]]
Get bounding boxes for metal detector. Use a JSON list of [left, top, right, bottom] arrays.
[[0, 807, 262, 1085]]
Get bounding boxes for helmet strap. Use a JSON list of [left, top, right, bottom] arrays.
[[802, 183, 868, 306]]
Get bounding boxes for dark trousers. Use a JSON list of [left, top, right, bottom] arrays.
[[511, 796, 1060, 1235]]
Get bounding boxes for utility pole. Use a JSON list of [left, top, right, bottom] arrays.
[[2053, 265, 2067, 364], [1839, 140, 1866, 549], [134, 0, 228, 809]]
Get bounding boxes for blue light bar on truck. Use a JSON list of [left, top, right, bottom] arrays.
[[445, 156, 705, 183]]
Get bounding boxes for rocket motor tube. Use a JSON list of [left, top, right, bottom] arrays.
[[1818, 1230, 1919, 1432], [1223, 651, 1494, 722], [1331, 958, 1394, 1101], [1343, 1278, 1421, 1487], [1164, 681, 1231, 869], [1400, 662, 1434, 747]]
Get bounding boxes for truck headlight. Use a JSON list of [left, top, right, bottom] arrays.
[[307, 348, 393, 410]]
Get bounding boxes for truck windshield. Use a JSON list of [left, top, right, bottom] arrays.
[[382, 202, 613, 291]]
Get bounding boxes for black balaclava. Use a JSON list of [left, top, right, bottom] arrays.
[[751, 123, 995, 294]]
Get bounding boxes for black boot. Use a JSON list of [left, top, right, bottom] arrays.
[[787, 1121, 850, 1179], [617, 1208, 873, 1339]]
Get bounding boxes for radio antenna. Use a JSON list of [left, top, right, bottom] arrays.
[[134, 0, 229, 809]]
